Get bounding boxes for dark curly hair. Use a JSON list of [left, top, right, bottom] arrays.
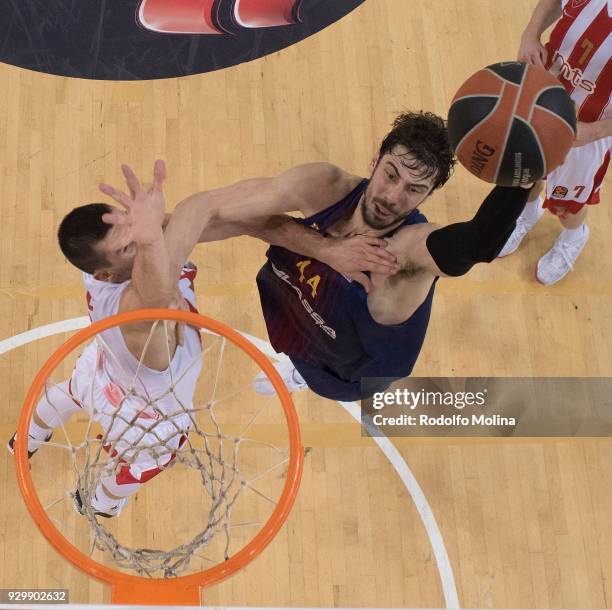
[[378, 111, 456, 191], [57, 203, 113, 274]]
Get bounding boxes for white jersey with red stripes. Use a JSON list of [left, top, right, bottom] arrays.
[[545, 0, 611, 122], [70, 263, 203, 474]]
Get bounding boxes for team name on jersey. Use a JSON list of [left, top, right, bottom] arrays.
[[271, 262, 337, 339], [550, 50, 597, 92]]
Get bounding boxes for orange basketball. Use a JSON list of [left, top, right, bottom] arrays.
[[448, 62, 576, 186]]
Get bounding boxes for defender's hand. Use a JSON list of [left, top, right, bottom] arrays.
[[99, 160, 167, 245], [320, 235, 401, 293]]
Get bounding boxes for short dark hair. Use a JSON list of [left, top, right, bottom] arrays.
[[379, 111, 456, 191], [57, 203, 113, 273]]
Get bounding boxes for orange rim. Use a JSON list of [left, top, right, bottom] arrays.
[[14, 309, 303, 603]]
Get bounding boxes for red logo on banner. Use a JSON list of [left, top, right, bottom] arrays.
[[137, 0, 302, 34], [0, 0, 364, 79]]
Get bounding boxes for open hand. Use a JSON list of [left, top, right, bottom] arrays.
[[99, 160, 167, 245], [320, 235, 401, 293]]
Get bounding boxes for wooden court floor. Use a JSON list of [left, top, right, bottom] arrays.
[[1, 0, 611, 607]]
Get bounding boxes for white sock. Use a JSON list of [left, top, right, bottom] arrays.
[[92, 486, 125, 512], [27, 420, 52, 452], [28, 419, 51, 440], [521, 196, 544, 224], [559, 224, 586, 244]]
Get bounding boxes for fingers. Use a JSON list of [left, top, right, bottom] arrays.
[[369, 243, 397, 263], [153, 159, 166, 192], [363, 258, 401, 275], [537, 47, 547, 67], [517, 49, 543, 67], [533, 51, 545, 68], [351, 236, 397, 263], [366, 247, 399, 266], [121, 164, 142, 198], [358, 236, 389, 248], [360, 249, 401, 271], [99, 183, 132, 209], [101, 210, 129, 225], [347, 272, 372, 293]]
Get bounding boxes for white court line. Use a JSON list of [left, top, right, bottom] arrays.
[[235, 330, 460, 609], [0, 317, 90, 354], [1, 319, 460, 609]]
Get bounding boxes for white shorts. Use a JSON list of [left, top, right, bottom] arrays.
[[544, 135, 611, 215], [70, 341, 192, 477]]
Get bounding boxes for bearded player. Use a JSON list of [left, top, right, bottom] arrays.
[[167, 111, 536, 401]]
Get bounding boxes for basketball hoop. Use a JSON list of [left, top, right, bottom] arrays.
[[13, 309, 303, 606]]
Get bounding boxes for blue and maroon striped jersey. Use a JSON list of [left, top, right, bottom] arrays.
[[256, 178, 436, 400]]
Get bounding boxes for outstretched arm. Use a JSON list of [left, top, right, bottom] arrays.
[[100, 161, 175, 309], [164, 163, 400, 291], [99, 161, 190, 368]]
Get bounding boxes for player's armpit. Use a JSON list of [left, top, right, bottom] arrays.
[[387, 222, 445, 278]]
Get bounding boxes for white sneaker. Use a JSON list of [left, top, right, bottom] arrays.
[[535, 225, 590, 285], [498, 202, 544, 257], [253, 360, 308, 396]]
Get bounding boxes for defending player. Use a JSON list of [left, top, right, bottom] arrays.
[[498, 0, 611, 284], [9, 162, 206, 517]]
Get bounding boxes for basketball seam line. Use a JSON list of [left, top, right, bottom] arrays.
[[527, 85, 567, 123], [452, 94, 504, 157], [494, 67, 527, 184], [514, 114, 547, 178], [484, 67, 522, 86], [529, 104, 576, 172], [532, 105, 576, 137], [451, 94, 499, 102]]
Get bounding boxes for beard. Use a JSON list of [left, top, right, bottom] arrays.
[[360, 189, 404, 230]]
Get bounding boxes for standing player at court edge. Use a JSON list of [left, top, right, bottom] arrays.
[[498, 0, 611, 284]]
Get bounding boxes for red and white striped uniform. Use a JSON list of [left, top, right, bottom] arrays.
[[545, 0, 611, 122], [541, 0, 611, 211]]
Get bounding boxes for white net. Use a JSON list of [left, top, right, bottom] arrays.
[[24, 316, 298, 579]]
